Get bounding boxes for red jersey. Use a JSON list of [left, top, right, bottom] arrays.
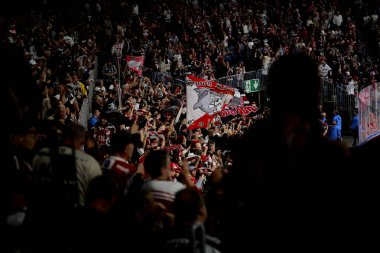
[[102, 155, 137, 179]]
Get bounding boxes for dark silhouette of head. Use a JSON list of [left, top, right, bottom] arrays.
[[174, 188, 207, 227], [267, 54, 321, 124]]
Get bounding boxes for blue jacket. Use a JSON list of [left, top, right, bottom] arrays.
[[333, 115, 342, 131], [89, 116, 98, 129], [328, 125, 341, 141], [351, 116, 359, 130]]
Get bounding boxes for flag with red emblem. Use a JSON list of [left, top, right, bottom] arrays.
[[126, 55, 144, 76], [186, 75, 234, 130]]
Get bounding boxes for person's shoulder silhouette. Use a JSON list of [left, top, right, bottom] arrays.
[[222, 54, 352, 251]]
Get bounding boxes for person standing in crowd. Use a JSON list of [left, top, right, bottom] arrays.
[[102, 131, 137, 192], [333, 110, 342, 139], [92, 116, 116, 147], [143, 150, 194, 211], [328, 120, 341, 142], [333, 11, 343, 27], [165, 188, 221, 253], [351, 112, 359, 146], [68, 73, 87, 103], [223, 54, 351, 251], [102, 59, 117, 86], [95, 80, 107, 97], [319, 60, 332, 81], [89, 109, 100, 129], [32, 124, 102, 207]]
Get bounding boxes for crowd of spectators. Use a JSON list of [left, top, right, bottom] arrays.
[[1, 0, 380, 252]]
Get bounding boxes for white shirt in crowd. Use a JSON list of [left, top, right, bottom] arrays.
[[225, 18, 231, 29], [96, 3, 101, 13], [133, 4, 139, 15], [371, 14, 378, 22], [160, 59, 171, 72], [333, 14, 343, 27], [174, 53, 182, 68], [347, 80, 356, 95], [33, 146, 102, 207], [262, 55, 271, 75], [143, 180, 185, 203], [111, 42, 124, 58], [223, 35, 229, 48], [242, 24, 249, 34], [319, 63, 332, 78], [306, 19, 314, 27], [95, 85, 106, 94], [164, 9, 171, 23], [260, 12, 268, 26], [363, 15, 370, 24], [116, 24, 126, 37]]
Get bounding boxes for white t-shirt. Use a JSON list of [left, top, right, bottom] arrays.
[[333, 15, 343, 26], [242, 24, 249, 34], [260, 13, 268, 26], [347, 81, 355, 95], [33, 146, 102, 207], [225, 18, 231, 28], [133, 4, 139, 15], [371, 14, 378, 22], [96, 3, 101, 13], [262, 56, 271, 75], [223, 36, 229, 48], [143, 180, 185, 203], [174, 53, 182, 67], [164, 9, 171, 22], [363, 15, 370, 24], [95, 86, 106, 93], [319, 64, 332, 78]]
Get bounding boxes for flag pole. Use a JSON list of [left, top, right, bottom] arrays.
[[117, 56, 122, 112]]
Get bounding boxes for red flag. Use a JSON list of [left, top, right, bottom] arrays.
[[188, 113, 215, 130], [126, 55, 144, 76]]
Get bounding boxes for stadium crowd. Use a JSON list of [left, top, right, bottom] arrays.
[[1, 0, 380, 252]]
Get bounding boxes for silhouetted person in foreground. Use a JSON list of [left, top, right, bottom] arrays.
[[223, 54, 354, 251]]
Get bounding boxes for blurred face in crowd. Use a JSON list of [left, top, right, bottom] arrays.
[[58, 83, 66, 93], [195, 142, 202, 151], [209, 143, 216, 153], [16, 129, 37, 150], [72, 74, 78, 83], [48, 87, 54, 96], [100, 118, 107, 126]]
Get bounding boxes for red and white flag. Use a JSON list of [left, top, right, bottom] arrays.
[[186, 75, 234, 130], [126, 55, 144, 76]]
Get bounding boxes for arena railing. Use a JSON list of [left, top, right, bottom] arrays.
[[213, 70, 266, 89], [320, 79, 355, 115]]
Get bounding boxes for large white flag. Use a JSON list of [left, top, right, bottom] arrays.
[[186, 75, 234, 130]]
